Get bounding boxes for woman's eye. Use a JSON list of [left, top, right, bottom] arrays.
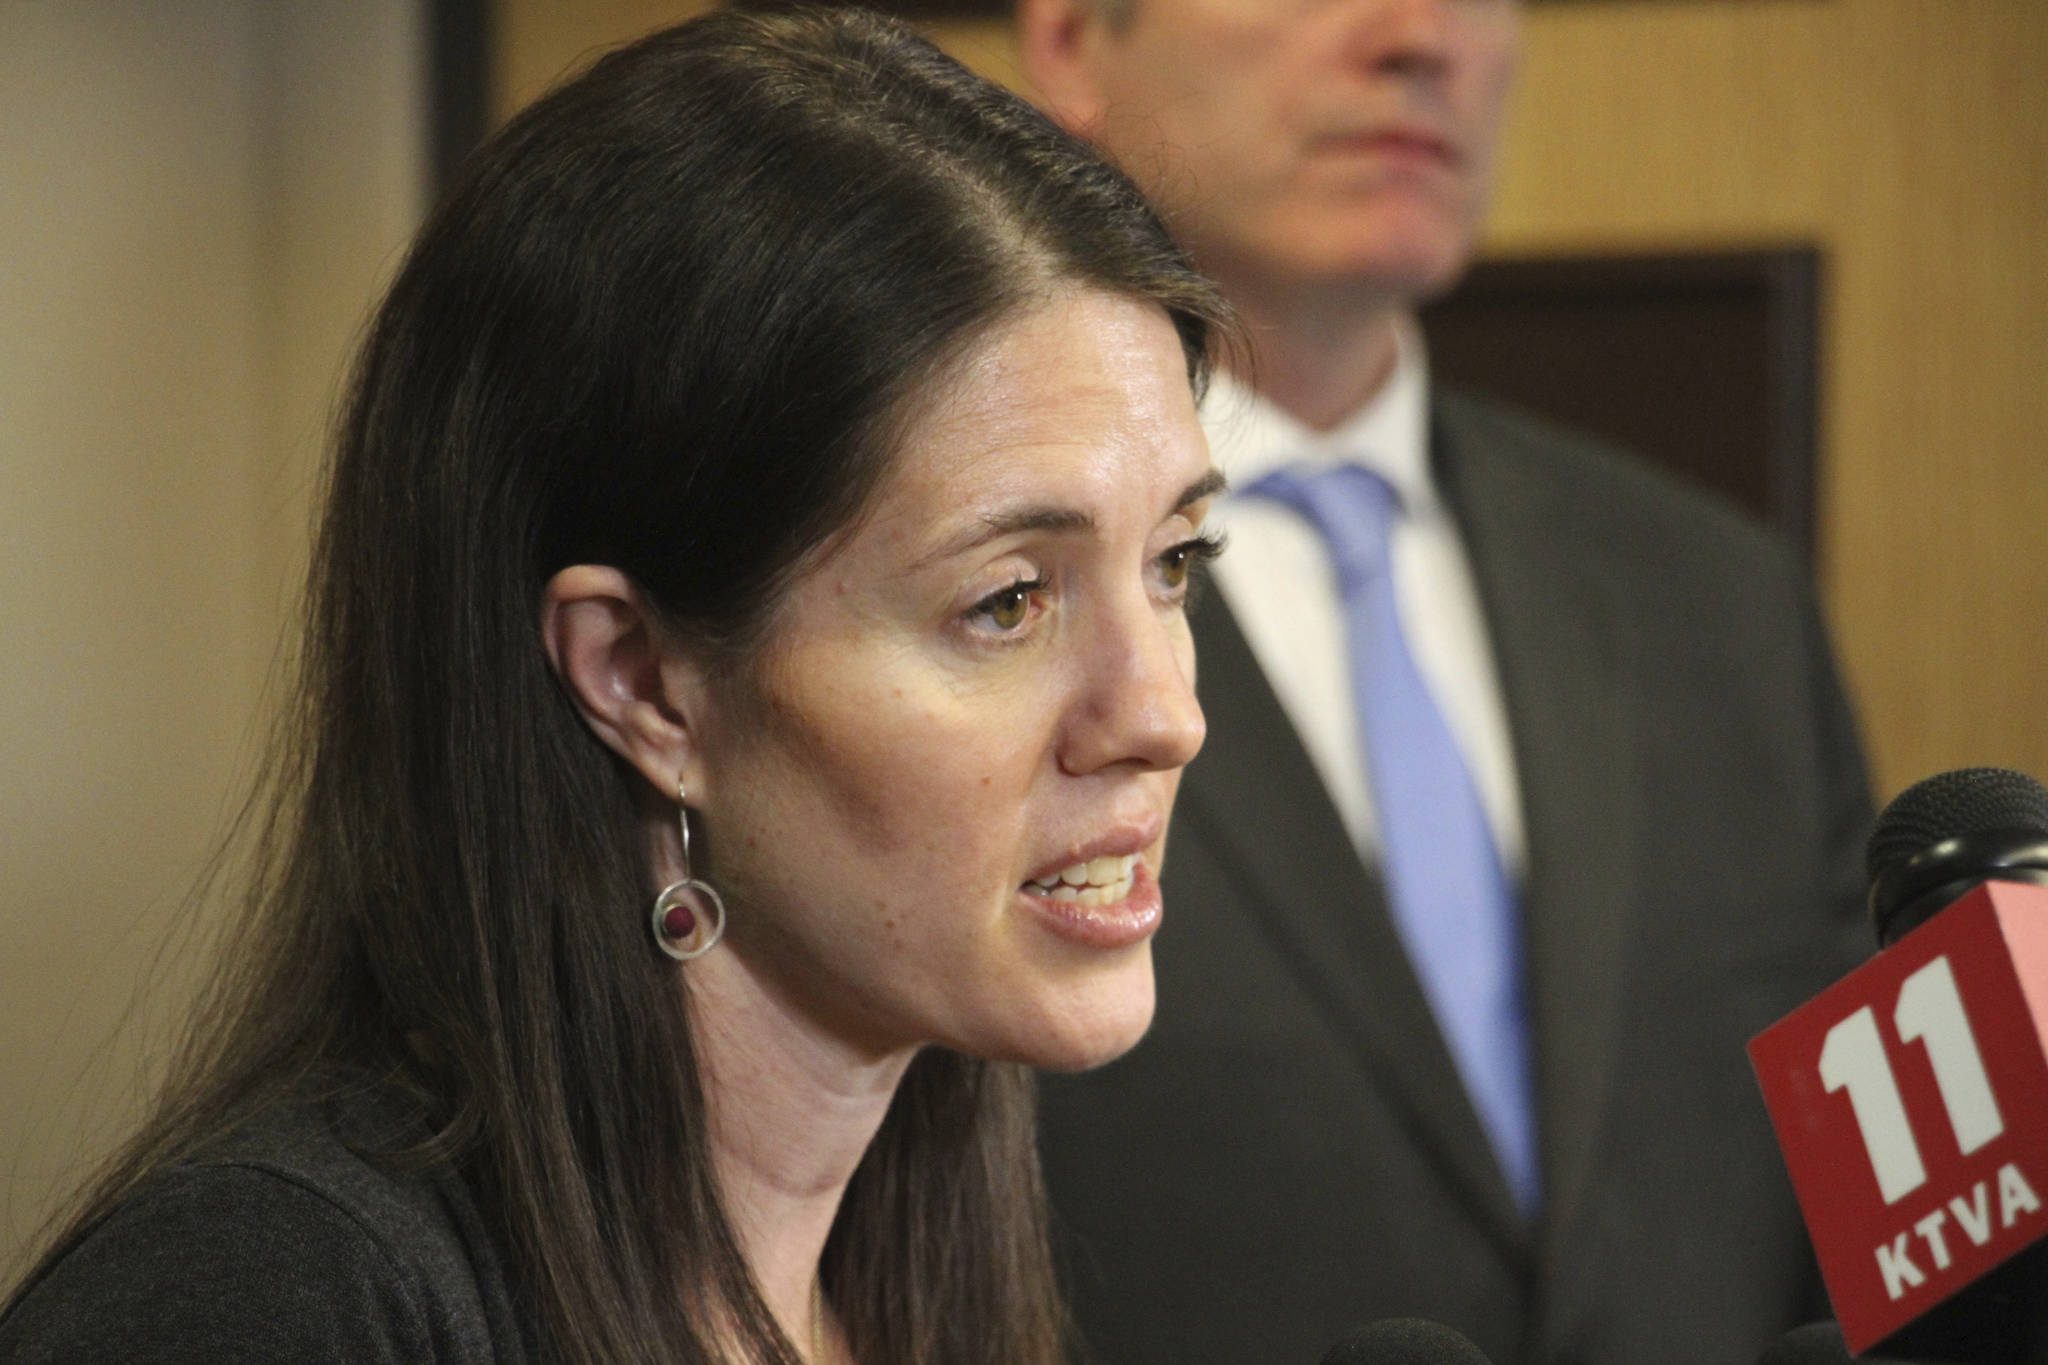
[[1160, 544, 1194, 590], [1157, 532, 1224, 593], [974, 579, 1041, 632]]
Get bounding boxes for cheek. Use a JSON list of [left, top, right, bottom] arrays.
[[739, 653, 1053, 899], [1126, 19, 1277, 136], [1210, 38, 1297, 154], [1459, 30, 1522, 145]]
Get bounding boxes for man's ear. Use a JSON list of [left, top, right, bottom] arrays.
[[541, 564, 709, 802], [1016, 0, 1114, 135]]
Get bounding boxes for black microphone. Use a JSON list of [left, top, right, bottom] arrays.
[[1868, 771, 2048, 1362], [1752, 768, 2048, 1363], [1756, 1321, 1855, 1365], [1318, 1318, 1493, 1365], [1868, 767, 2048, 947], [1754, 1320, 1944, 1365]]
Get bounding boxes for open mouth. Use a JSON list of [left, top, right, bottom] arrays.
[[1024, 854, 1140, 907]]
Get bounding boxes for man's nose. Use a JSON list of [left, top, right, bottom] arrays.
[[1338, 0, 1456, 80]]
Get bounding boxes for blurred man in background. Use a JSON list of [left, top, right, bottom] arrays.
[[1018, 0, 1873, 1360]]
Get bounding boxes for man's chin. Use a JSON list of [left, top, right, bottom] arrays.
[[1256, 210, 1479, 301]]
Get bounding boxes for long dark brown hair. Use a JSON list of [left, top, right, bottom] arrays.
[[8, 9, 1226, 1365]]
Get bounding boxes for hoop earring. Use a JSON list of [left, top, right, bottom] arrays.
[[651, 779, 727, 961]]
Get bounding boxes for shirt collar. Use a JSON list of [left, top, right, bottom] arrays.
[[1202, 317, 1436, 514]]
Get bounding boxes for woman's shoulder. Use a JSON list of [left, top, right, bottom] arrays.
[[0, 1095, 524, 1364]]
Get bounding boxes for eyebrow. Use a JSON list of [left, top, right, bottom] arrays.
[[913, 467, 1230, 571], [980, 505, 1096, 540], [1177, 468, 1230, 509]]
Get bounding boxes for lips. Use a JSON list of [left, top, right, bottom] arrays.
[[1021, 858, 1162, 950], [1312, 124, 1460, 170], [1019, 819, 1165, 949]]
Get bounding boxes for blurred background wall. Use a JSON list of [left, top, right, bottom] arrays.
[[3, 0, 2043, 1273], [0, 0, 425, 1272], [1486, 0, 2048, 806]]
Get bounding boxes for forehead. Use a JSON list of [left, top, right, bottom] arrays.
[[868, 289, 1205, 524]]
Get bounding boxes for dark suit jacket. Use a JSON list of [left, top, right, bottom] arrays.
[[1038, 391, 1873, 1365]]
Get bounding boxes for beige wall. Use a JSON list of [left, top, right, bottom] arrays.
[[1485, 0, 2048, 802], [0, 0, 425, 1272], [496, 0, 714, 116]]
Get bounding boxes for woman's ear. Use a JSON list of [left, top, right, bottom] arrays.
[[540, 565, 708, 800]]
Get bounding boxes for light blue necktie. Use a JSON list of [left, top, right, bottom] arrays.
[[1246, 463, 1539, 1214]]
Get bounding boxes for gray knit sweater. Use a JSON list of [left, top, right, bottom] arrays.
[[0, 1096, 538, 1362]]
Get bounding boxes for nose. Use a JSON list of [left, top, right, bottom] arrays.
[[1059, 599, 1206, 778], [1341, 0, 1454, 79]]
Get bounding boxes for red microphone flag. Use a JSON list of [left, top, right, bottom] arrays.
[[1749, 880, 2048, 1353]]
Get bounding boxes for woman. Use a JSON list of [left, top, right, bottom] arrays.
[[0, 8, 1227, 1365]]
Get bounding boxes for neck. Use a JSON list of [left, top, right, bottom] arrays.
[[687, 947, 913, 1361], [1210, 264, 1409, 432]]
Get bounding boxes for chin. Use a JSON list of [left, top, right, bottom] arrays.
[[1014, 955, 1158, 1074], [1267, 205, 1479, 299]]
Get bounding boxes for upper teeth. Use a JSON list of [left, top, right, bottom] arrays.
[[1029, 854, 1139, 900]]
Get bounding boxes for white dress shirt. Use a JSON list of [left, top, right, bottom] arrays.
[[1202, 324, 1528, 876]]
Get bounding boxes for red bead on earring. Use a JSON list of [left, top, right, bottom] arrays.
[[662, 902, 696, 941]]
